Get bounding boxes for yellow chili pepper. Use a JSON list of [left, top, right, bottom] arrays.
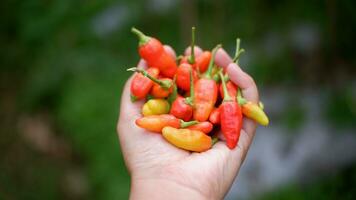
[[142, 99, 170, 116], [241, 102, 269, 126], [237, 89, 269, 126], [162, 126, 212, 152]]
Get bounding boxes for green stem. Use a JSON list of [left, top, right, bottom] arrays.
[[185, 69, 195, 106], [237, 88, 247, 105], [259, 101, 264, 110], [167, 76, 178, 104], [127, 67, 172, 89], [180, 120, 198, 128], [204, 44, 222, 79], [219, 71, 232, 101], [213, 68, 223, 82], [232, 38, 245, 64], [188, 27, 196, 64], [131, 27, 150, 46], [212, 136, 219, 145]]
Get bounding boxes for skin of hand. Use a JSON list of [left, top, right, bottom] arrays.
[[117, 45, 259, 200]]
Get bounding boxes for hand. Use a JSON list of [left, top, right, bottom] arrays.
[[117, 45, 259, 200]]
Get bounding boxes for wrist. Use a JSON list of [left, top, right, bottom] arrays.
[[130, 178, 209, 200]]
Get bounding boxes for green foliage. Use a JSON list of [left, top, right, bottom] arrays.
[[324, 89, 356, 128], [259, 163, 356, 200]]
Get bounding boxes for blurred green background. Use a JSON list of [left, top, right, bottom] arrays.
[[1, 0, 355, 199]]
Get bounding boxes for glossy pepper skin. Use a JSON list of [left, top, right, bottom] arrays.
[[176, 63, 197, 91], [131, 28, 177, 78], [170, 96, 193, 121], [130, 67, 160, 101], [219, 80, 238, 100], [170, 69, 195, 121], [127, 68, 174, 98], [193, 45, 221, 122], [151, 78, 174, 98], [219, 72, 243, 149], [237, 90, 269, 126], [186, 121, 213, 134], [209, 107, 220, 124], [242, 102, 269, 126], [135, 114, 197, 133], [162, 126, 212, 152], [142, 99, 170, 116]]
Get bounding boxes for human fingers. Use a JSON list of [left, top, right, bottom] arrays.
[[215, 48, 233, 69], [164, 45, 177, 59], [184, 46, 203, 57]]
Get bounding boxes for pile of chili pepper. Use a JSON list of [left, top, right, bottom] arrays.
[[127, 27, 269, 152]]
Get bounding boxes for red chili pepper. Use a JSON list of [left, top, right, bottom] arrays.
[[186, 121, 213, 134], [131, 28, 177, 78], [193, 44, 221, 122], [219, 72, 243, 149], [209, 107, 220, 124], [219, 79, 238, 100], [127, 67, 173, 98], [170, 69, 195, 121], [135, 114, 198, 133], [176, 63, 197, 91], [130, 67, 160, 101]]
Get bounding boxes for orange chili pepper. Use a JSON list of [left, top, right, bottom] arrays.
[[162, 126, 212, 152], [131, 28, 177, 78], [135, 114, 197, 133], [130, 67, 160, 101], [151, 78, 174, 98], [209, 107, 220, 124], [186, 121, 213, 134], [193, 44, 221, 122]]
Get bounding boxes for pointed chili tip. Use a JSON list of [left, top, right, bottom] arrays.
[[131, 27, 150, 46], [212, 137, 219, 145], [259, 101, 265, 110], [130, 94, 138, 102]]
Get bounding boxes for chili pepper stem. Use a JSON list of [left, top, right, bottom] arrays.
[[232, 38, 245, 64], [259, 101, 264, 110], [167, 76, 178, 104], [204, 44, 222, 79], [184, 69, 194, 106], [212, 136, 219, 145], [213, 68, 223, 82], [176, 55, 183, 62], [180, 120, 198, 128], [131, 27, 150, 46], [130, 94, 137, 102], [127, 67, 172, 89], [219, 71, 232, 102], [188, 27, 196, 64], [237, 88, 247, 105]]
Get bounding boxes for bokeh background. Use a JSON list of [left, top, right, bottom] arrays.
[[1, 0, 355, 199]]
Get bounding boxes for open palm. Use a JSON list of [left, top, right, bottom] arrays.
[[117, 45, 259, 200]]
